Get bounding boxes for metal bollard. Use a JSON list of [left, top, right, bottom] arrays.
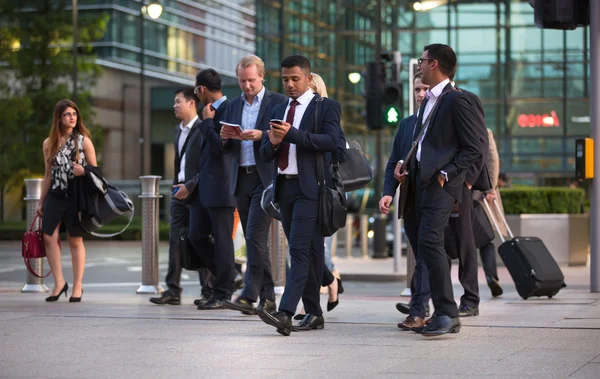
[[360, 214, 369, 259], [22, 179, 49, 293], [269, 219, 286, 295], [345, 214, 354, 258], [400, 243, 415, 297], [137, 176, 164, 294]]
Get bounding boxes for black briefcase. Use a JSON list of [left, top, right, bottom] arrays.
[[179, 227, 205, 271], [338, 140, 373, 192], [472, 200, 494, 249]]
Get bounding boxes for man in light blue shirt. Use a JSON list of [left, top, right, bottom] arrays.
[[220, 55, 287, 315]]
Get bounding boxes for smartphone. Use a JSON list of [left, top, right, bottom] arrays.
[[270, 119, 283, 125], [172, 187, 179, 196]]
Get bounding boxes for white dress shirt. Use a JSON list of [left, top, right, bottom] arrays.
[[177, 115, 199, 182], [240, 86, 265, 166], [278, 89, 315, 175], [416, 78, 450, 162]]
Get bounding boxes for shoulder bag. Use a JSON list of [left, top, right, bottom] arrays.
[[315, 97, 347, 237]]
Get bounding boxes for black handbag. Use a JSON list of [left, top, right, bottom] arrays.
[[338, 140, 373, 192], [314, 97, 347, 237], [472, 200, 495, 249], [180, 227, 202, 270]]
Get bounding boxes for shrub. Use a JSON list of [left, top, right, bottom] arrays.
[[500, 187, 584, 214]]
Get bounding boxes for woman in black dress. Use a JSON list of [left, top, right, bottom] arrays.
[[37, 99, 97, 302]]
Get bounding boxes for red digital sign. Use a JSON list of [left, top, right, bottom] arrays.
[[518, 110, 560, 128]]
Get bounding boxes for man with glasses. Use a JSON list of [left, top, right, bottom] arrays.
[[402, 44, 483, 336]]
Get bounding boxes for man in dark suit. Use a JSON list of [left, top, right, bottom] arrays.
[[450, 82, 490, 317], [219, 55, 287, 315], [149, 87, 212, 306], [192, 69, 237, 310], [394, 44, 483, 336], [380, 71, 431, 331], [258, 55, 344, 336]]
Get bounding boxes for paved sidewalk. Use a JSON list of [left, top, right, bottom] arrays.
[[1, 241, 600, 378]]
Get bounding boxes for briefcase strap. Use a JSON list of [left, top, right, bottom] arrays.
[[402, 88, 455, 170]]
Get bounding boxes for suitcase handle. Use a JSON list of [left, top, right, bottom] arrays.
[[482, 198, 514, 242]]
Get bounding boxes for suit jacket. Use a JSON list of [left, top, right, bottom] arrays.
[[173, 118, 203, 200], [383, 114, 417, 197], [458, 88, 490, 188], [417, 83, 483, 202], [473, 128, 507, 236], [260, 94, 344, 201], [222, 89, 288, 195], [193, 99, 236, 208]]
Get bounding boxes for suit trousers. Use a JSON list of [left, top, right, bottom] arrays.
[[166, 198, 212, 297], [277, 177, 324, 317], [189, 200, 234, 300], [414, 167, 459, 318], [455, 185, 480, 308], [479, 242, 498, 281], [404, 180, 431, 319], [235, 170, 275, 302]]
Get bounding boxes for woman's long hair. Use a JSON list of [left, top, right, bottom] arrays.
[[310, 73, 329, 98], [47, 99, 91, 165]]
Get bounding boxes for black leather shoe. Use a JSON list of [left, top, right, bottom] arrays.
[[224, 297, 256, 315], [197, 298, 225, 310], [293, 314, 325, 331], [486, 275, 503, 298], [150, 291, 181, 305], [257, 309, 292, 336], [193, 295, 211, 306], [396, 302, 430, 318], [46, 282, 69, 302], [458, 304, 479, 317], [327, 278, 344, 312], [69, 289, 83, 303], [257, 299, 276, 313], [419, 315, 461, 336]]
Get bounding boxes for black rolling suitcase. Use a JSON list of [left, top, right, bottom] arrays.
[[483, 199, 566, 300]]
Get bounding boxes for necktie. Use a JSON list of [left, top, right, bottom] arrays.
[[278, 100, 299, 171]]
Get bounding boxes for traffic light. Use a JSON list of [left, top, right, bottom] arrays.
[[365, 61, 385, 130], [381, 51, 402, 127], [529, 0, 589, 30], [364, 52, 403, 130]]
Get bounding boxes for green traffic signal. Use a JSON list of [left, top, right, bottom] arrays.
[[385, 106, 399, 124]]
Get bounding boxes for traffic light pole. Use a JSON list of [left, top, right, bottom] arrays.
[[372, 0, 387, 258], [590, 0, 600, 292]]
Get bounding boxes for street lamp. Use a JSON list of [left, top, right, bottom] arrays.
[[348, 72, 361, 84], [139, 1, 163, 176]]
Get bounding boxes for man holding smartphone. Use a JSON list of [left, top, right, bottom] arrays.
[[150, 87, 213, 306], [258, 55, 344, 336], [220, 55, 287, 315]]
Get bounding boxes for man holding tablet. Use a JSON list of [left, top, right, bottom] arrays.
[[220, 55, 287, 315]]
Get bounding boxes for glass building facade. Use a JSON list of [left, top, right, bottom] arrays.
[[256, 0, 591, 184], [82, 0, 256, 84]]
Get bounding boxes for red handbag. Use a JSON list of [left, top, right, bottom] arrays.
[[22, 215, 52, 278]]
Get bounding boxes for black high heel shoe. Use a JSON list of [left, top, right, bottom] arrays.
[[69, 289, 83, 303], [327, 278, 344, 312], [46, 282, 69, 302]]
